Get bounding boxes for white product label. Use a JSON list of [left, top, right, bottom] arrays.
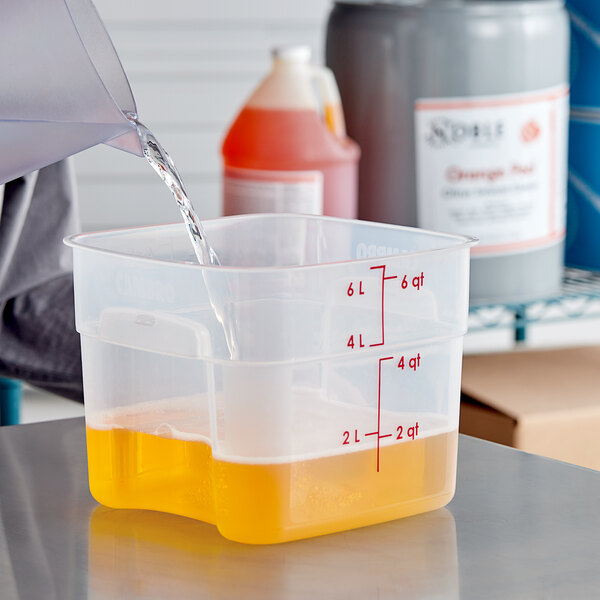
[[224, 166, 323, 215], [415, 86, 569, 255]]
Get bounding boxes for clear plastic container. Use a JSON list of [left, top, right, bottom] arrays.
[[66, 214, 475, 544]]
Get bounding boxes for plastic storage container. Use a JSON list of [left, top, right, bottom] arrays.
[[66, 214, 475, 544], [565, 113, 600, 269], [567, 0, 600, 111], [564, 2, 600, 269], [326, 0, 570, 304], [222, 46, 359, 218]]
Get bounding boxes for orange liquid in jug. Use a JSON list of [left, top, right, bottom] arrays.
[[222, 107, 359, 218], [86, 403, 457, 544]]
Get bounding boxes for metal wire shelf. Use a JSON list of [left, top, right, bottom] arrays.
[[468, 268, 600, 341]]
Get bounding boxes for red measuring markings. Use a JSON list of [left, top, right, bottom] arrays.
[[345, 265, 425, 351], [364, 356, 395, 472], [369, 265, 397, 348], [343, 264, 426, 471], [342, 353, 422, 471]]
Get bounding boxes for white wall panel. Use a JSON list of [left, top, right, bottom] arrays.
[[78, 180, 221, 231], [93, 1, 330, 24], [77, 130, 222, 177], [74, 0, 331, 231]]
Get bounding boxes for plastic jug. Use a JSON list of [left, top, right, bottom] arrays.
[[221, 46, 360, 218], [0, 0, 142, 186]]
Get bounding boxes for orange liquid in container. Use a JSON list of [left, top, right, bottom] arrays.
[[221, 45, 359, 219], [86, 402, 457, 544], [222, 107, 359, 218]]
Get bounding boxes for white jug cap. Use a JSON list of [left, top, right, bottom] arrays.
[[272, 45, 311, 63]]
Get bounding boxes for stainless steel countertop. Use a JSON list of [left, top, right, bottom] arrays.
[[0, 418, 599, 599]]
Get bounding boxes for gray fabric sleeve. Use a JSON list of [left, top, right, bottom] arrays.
[[0, 160, 83, 402]]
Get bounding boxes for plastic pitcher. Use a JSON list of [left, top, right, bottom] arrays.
[[0, 0, 141, 186], [66, 214, 476, 544]]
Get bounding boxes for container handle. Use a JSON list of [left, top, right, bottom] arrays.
[[98, 308, 212, 358], [311, 66, 347, 139]]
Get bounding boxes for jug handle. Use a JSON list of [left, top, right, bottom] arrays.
[[311, 66, 347, 139]]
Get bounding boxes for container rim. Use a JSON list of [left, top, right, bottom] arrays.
[[64, 213, 478, 272]]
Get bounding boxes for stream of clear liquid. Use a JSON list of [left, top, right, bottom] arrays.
[[128, 115, 239, 358], [129, 115, 220, 266]]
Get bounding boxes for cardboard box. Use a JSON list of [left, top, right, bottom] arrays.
[[460, 346, 600, 471]]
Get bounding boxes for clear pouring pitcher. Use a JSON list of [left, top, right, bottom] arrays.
[[0, 0, 142, 185]]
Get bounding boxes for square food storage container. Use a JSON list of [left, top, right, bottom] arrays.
[[566, 114, 600, 269], [66, 214, 475, 544]]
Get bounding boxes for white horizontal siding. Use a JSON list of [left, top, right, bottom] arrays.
[[77, 180, 221, 230], [94, 0, 330, 23], [76, 130, 221, 176], [74, 0, 331, 231]]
